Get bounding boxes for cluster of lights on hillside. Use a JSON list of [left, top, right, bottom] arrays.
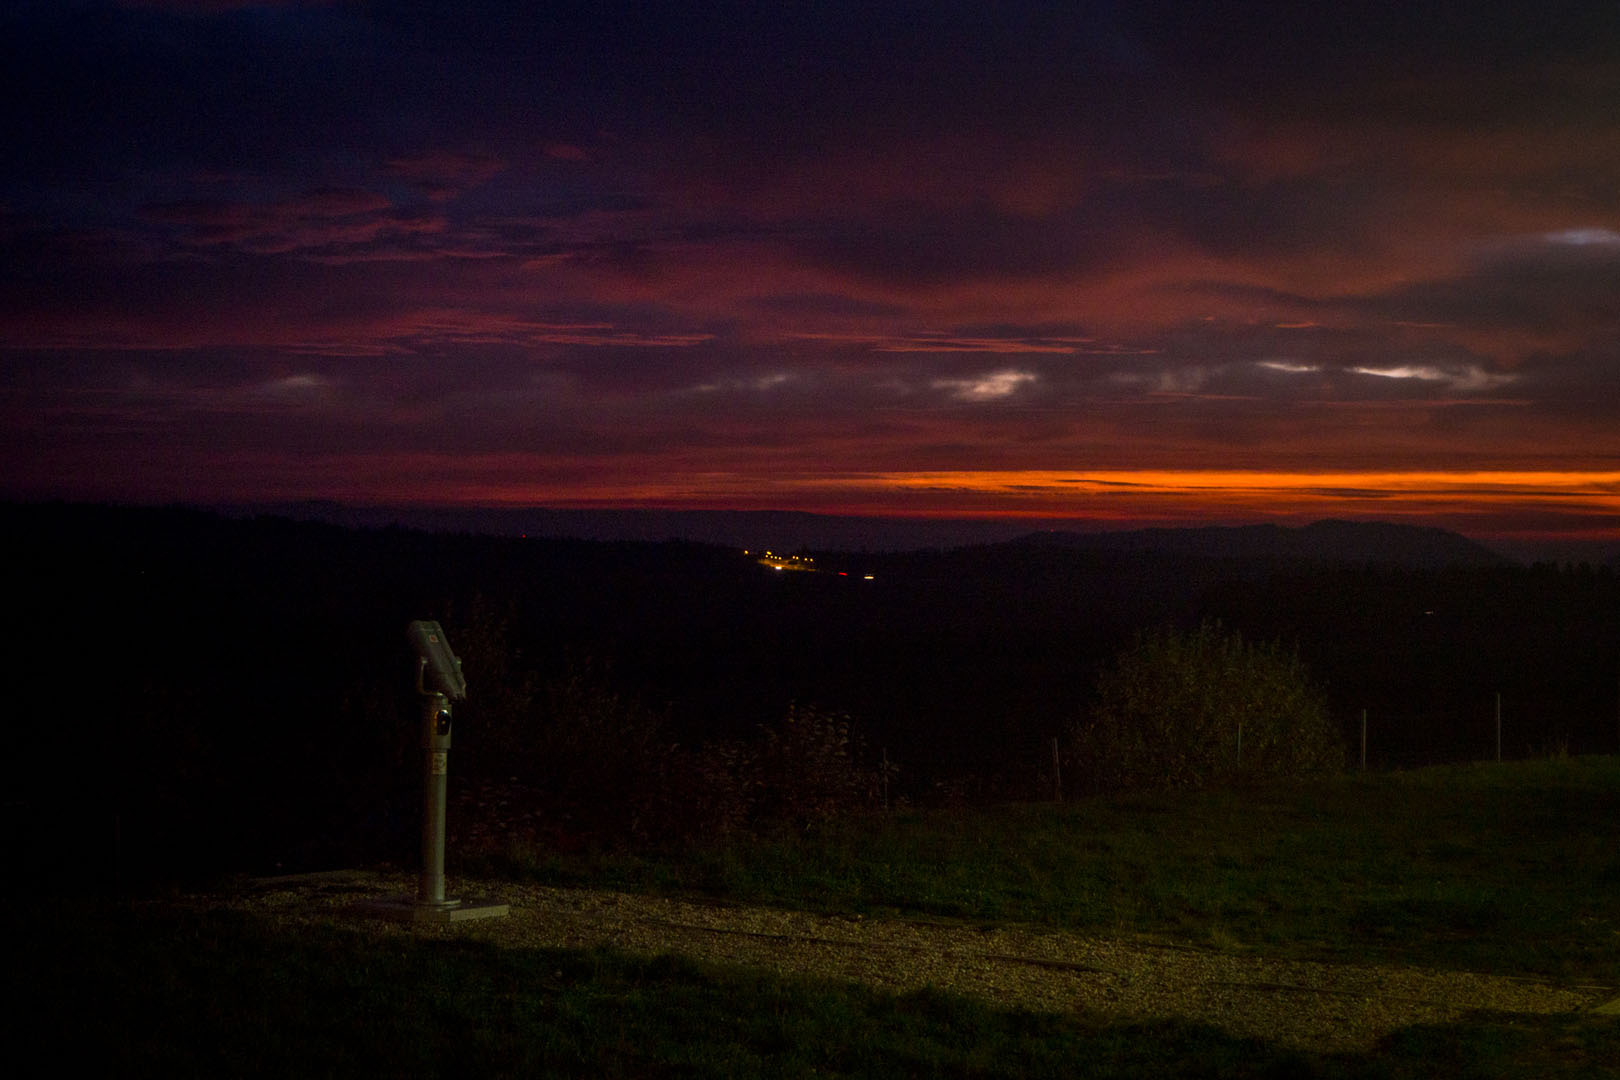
[[745, 550, 874, 580]]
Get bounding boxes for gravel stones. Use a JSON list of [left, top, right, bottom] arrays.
[[230, 872, 1612, 1052]]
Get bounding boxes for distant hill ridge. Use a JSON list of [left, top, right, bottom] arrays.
[[1012, 519, 1506, 567], [237, 503, 1509, 567]]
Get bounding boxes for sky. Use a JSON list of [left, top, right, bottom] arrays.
[[4, 1, 1619, 553]]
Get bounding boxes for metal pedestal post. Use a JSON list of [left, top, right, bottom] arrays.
[[418, 691, 457, 910]]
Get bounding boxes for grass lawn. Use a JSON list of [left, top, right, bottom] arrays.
[[486, 756, 1620, 983], [23, 901, 1617, 1078], [23, 757, 1619, 1077]]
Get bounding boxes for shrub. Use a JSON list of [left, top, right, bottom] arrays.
[[1069, 621, 1343, 793], [517, 663, 674, 843], [755, 703, 884, 829], [631, 739, 758, 849], [437, 597, 545, 777], [445, 619, 678, 849], [429, 600, 889, 848]]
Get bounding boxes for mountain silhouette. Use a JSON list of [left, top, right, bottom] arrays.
[[1009, 519, 1505, 568]]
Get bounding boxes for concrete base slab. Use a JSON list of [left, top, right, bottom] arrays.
[[356, 895, 510, 924]]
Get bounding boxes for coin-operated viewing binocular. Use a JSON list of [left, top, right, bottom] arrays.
[[360, 622, 505, 923], [399, 620, 505, 920]]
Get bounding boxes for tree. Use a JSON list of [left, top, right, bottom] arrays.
[[1070, 621, 1342, 792]]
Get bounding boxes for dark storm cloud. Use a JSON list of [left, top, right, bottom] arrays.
[[804, 204, 1129, 285], [1360, 239, 1620, 338]]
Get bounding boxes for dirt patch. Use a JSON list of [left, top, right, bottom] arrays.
[[223, 871, 1613, 1053]]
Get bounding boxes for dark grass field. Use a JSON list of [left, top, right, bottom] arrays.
[[22, 758, 1619, 1077], [483, 756, 1620, 984]]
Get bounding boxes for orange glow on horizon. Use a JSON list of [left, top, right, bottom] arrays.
[[840, 469, 1620, 501], [480, 469, 1620, 506], [377, 467, 1620, 544]]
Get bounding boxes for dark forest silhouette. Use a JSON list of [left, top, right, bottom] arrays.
[[9, 502, 1616, 886]]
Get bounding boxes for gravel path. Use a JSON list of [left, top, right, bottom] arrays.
[[229, 872, 1616, 1053]]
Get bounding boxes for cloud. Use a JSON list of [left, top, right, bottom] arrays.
[[876, 336, 1084, 355], [931, 370, 1038, 401], [543, 144, 591, 162], [140, 189, 444, 256], [5, 3, 1620, 534], [385, 152, 506, 200], [1349, 364, 1517, 392], [689, 372, 796, 395], [796, 201, 1135, 286], [249, 372, 337, 405], [1350, 243, 1620, 354], [745, 293, 908, 319], [113, 1, 353, 10], [1544, 228, 1620, 247]]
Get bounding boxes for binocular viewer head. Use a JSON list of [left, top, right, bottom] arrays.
[[407, 620, 467, 701]]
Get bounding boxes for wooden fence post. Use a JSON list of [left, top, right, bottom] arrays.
[[1051, 737, 1062, 804]]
